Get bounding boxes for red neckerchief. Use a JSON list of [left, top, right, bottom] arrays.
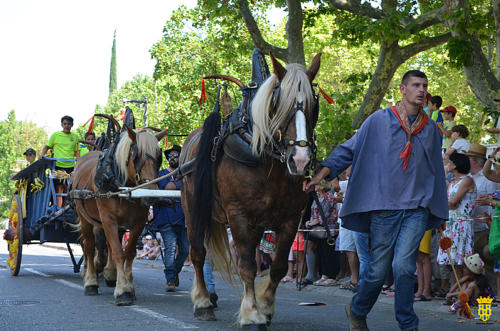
[[390, 102, 429, 170]]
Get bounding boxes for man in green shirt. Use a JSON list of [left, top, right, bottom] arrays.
[[39, 115, 79, 206], [438, 105, 457, 153]]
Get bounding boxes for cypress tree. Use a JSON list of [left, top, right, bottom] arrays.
[[108, 29, 117, 97]]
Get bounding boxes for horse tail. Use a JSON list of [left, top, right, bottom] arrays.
[[208, 220, 237, 287], [191, 107, 221, 253]]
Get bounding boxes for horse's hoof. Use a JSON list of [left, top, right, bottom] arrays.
[[84, 285, 99, 296], [242, 324, 267, 331], [115, 292, 134, 306], [105, 279, 116, 287], [265, 315, 273, 326], [194, 307, 216, 321]]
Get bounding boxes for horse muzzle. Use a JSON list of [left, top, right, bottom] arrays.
[[286, 145, 311, 176]]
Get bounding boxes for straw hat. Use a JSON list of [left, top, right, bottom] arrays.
[[465, 143, 486, 159], [464, 253, 484, 275]]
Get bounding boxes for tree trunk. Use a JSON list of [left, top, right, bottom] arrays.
[[444, 0, 500, 112], [285, 0, 305, 65], [352, 41, 402, 128]]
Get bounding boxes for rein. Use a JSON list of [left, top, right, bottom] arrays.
[[70, 166, 180, 200]]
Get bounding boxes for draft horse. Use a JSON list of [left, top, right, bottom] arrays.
[[72, 125, 167, 305], [181, 53, 321, 328]]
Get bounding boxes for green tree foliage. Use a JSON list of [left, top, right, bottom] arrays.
[[109, 29, 117, 98], [0, 110, 47, 219]]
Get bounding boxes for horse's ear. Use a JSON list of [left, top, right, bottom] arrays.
[[270, 52, 286, 82], [155, 129, 168, 141], [125, 124, 136, 141], [306, 53, 322, 82]]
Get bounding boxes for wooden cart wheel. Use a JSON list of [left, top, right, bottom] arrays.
[[6, 195, 23, 276]]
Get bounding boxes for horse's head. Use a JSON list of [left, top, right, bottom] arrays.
[[251, 53, 321, 176], [116, 126, 168, 189]]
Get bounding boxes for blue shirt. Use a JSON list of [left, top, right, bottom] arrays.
[[321, 108, 448, 233], [153, 168, 185, 227]]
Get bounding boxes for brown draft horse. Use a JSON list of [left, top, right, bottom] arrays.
[[180, 53, 321, 328], [72, 125, 167, 305]]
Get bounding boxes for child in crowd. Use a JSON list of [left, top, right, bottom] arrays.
[[446, 254, 491, 312], [137, 235, 158, 260], [443, 125, 470, 164], [437, 105, 457, 154]]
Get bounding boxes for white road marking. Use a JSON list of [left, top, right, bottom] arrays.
[[54, 279, 84, 290], [25, 268, 50, 277], [26, 267, 83, 290], [24, 267, 197, 329], [129, 306, 199, 329]]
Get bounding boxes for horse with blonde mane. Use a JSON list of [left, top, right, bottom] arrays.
[[71, 125, 167, 305], [180, 53, 321, 329]]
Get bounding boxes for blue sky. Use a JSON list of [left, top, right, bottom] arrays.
[[0, 0, 196, 133]]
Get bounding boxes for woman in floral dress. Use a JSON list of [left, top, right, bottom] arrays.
[[437, 152, 476, 280]]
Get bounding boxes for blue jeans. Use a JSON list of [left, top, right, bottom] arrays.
[[353, 231, 370, 286], [350, 208, 428, 331], [158, 223, 190, 282], [203, 258, 215, 292]]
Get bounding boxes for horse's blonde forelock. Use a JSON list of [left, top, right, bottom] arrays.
[[115, 129, 160, 182], [250, 63, 313, 156]]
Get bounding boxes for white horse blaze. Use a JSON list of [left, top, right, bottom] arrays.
[[292, 110, 310, 173]]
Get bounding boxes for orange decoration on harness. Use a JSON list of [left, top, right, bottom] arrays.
[[199, 78, 207, 104], [88, 116, 95, 133], [318, 86, 334, 104]]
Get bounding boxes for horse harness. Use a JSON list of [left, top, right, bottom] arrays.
[[210, 80, 320, 169], [127, 139, 162, 185]]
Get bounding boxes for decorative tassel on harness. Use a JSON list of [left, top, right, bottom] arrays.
[[88, 116, 95, 133], [199, 78, 207, 104], [318, 86, 334, 104]]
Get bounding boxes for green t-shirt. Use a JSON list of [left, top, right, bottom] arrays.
[[79, 144, 90, 157], [47, 131, 78, 168], [442, 119, 457, 149]]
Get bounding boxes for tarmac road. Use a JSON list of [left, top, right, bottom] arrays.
[[0, 236, 499, 330]]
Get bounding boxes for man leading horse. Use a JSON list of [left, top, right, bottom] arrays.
[[305, 70, 448, 331]]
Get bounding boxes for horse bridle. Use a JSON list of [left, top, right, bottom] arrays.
[[268, 82, 319, 164], [127, 140, 162, 185]]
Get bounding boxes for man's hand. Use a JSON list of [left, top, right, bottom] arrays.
[[303, 167, 330, 193]]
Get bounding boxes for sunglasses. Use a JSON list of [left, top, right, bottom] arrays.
[[168, 153, 179, 158]]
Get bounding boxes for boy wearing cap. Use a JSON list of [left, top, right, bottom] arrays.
[[23, 148, 36, 164], [438, 105, 457, 153]]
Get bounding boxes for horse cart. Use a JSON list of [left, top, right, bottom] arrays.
[[4, 157, 83, 276]]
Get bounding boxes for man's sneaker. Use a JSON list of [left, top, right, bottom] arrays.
[[175, 275, 179, 287], [166, 281, 176, 292], [345, 304, 369, 331], [209, 291, 218, 308]]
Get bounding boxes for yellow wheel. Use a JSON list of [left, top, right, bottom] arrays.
[[5, 195, 23, 276]]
